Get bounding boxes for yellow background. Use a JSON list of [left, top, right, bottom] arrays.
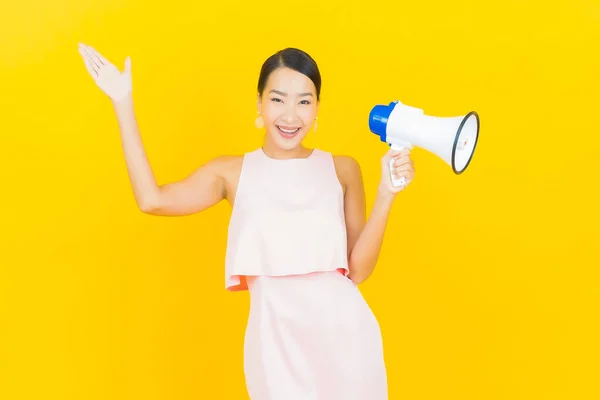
[[1, 0, 599, 399]]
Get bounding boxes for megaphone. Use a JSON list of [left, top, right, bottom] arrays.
[[369, 100, 480, 188]]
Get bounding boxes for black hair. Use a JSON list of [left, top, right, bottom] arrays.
[[257, 48, 322, 101]]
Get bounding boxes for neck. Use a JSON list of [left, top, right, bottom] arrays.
[[261, 139, 313, 160]]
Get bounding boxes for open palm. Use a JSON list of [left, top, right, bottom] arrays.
[[78, 43, 132, 103]]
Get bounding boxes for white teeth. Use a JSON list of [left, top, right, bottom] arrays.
[[278, 126, 299, 134]]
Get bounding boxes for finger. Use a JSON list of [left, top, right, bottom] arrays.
[[124, 56, 131, 73], [393, 156, 412, 166], [382, 152, 395, 163], [393, 171, 413, 184], [384, 148, 408, 165], [395, 167, 414, 177], [392, 167, 408, 177], [86, 45, 109, 65], [394, 164, 413, 173], [81, 45, 102, 69], [387, 151, 401, 160], [81, 55, 98, 78], [390, 150, 409, 160]]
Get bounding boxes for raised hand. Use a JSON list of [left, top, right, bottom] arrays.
[[78, 43, 132, 104]]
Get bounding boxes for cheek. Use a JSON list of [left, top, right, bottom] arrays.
[[299, 108, 316, 124], [262, 107, 279, 123]]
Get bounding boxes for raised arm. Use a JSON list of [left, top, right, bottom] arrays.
[[144, 155, 233, 216], [112, 96, 232, 215], [78, 43, 229, 216]]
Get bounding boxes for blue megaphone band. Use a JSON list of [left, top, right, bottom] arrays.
[[368, 101, 398, 143]]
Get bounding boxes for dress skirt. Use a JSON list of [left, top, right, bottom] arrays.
[[243, 270, 388, 400]]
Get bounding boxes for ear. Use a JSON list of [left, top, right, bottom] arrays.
[[256, 93, 262, 113]]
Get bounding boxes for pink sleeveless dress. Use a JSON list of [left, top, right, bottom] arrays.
[[225, 147, 388, 400]]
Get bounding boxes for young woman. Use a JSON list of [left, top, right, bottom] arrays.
[[78, 43, 415, 400]]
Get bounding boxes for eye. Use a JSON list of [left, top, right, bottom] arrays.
[[300, 100, 311, 105], [270, 97, 282, 103]]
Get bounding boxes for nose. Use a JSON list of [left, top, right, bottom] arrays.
[[281, 104, 297, 123]]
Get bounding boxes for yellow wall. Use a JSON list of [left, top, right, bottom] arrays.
[[1, 0, 598, 399]]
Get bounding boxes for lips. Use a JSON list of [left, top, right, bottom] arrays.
[[276, 125, 301, 138], [277, 125, 300, 133]]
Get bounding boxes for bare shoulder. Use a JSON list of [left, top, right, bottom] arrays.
[[209, 154, 244, 171], [332, 154, 362, 178], [332, 154, 363, 193]]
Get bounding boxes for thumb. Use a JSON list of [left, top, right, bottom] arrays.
[[381, 154, 392, 168], [124, 56, 131, 73], [388, 147, 402, 156], [382, 149, 395, 162]]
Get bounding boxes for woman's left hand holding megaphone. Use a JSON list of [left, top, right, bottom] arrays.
[[379, 147, 414, 196]]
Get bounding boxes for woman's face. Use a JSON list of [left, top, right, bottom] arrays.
[[258, 67, 319, 151]]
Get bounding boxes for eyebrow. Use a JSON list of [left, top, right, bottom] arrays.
[[269, 89, 313, 97]]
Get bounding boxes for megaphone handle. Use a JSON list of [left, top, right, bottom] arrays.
[[389, 144, 406, 187]]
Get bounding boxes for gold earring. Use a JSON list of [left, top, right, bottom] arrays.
[[314, 116, 318, 133], [255, 112, 264, 129]]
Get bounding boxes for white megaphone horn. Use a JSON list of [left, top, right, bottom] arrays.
[[369, 100, 480, 188]]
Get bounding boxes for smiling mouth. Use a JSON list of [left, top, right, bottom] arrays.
[[277, 125, 301, 134]]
